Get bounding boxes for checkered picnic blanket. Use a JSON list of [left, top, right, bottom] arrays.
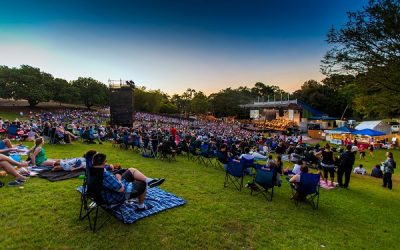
[[77, 186, 186, 224]]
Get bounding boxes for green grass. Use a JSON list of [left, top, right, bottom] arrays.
[[0, 142, 399, 250], [0, 111, 21, 121]]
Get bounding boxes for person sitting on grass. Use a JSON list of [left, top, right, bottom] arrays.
[[353, 164, 366, 175], [371, 164, 383, 178], [0, 139, 22, 155], [91, 153, 165, 211], [0, 154, 29, 186], [28, 137, 61, 168], [25, 129, 38, 142]]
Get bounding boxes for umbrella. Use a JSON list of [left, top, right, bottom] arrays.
[[351, 129, 386, 136]]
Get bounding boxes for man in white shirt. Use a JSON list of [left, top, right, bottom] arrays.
[[353, 164, 366, 175]]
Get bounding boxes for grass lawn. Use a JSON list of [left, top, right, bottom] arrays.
[[0, 141, 399, 250]]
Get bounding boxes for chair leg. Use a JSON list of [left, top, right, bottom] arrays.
[[270, 187, 274, 201], [79, 195, 86, 220], [92, 206, 99, 232]]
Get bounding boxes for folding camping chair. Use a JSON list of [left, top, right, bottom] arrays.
[[150, 139, 159, 158], [84, 167, 126, 232], [250, 168, 274, 201], [224, 161, 247, 191], [159, 141, 176, 162], [199, 143, 214, 167], [187, 142, 199, 162], [6, 125, 19, 139], [290, 173, 320, 209], [240, 158, 254, 176]]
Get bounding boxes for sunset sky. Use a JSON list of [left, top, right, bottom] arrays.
[[0, 0, 367, 95]]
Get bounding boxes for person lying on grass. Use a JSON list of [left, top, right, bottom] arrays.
[[0, 154, 29, 186], [91, 152, 165, 211], [52, 157, 86, 172], [28, 137, 61, 168]]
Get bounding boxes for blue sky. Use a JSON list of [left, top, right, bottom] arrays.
[[0, 0, 367, 94]]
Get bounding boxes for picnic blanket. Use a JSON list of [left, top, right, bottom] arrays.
[[38, 169, 84, 182], [77, 186, 186, 224], [319, 179, 338, 190]]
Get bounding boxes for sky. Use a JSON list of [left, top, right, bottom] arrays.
[[0, 0, 368, 95]]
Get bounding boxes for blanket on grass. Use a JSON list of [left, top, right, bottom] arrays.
[[319, 179, 338, 190], [77, 186, 186, 224], [38, 169, 84, 182]]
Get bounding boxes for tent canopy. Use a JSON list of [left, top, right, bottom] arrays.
[[351, 128, 386, 136], [329, 126, 356, 134]]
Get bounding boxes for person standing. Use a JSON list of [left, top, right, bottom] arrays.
[[359, 144, 366, 160], [337, 145, 356, 188], [315, 143, 335, 187], [369, 144, 374, 158], [382, 151, 396, 190]]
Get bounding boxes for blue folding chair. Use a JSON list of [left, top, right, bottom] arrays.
[[291, 173, 320, 209], [250, 169, 274, 201], [240, 158, 254, 175], [200, 143, 214, 167], [224, 161, 247, 191], [6, 125, 18, 139]]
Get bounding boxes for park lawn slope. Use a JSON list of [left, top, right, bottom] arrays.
[[0, 143, 399, 249]]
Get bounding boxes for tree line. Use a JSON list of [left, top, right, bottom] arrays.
[[0, 0, 398, 119], [0, 65, 108, 109]]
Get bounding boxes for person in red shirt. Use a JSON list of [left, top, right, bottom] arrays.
[[170, 126, 177, 140], [359, 144, 366, 160]]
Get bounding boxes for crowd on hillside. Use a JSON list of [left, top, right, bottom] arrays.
[[0, 110, 396, 195]]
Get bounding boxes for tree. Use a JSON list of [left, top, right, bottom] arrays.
[[251, 82, 286, 100], [159, 103, 179, 114], [72, 77, 108, 109], [51, 78, 79, 105], [10, 65, 54, 107], [134, 87, 169, 113], [0, 66, 15, 99], [322, 0, 400, 118], [190, 91, 209, 114], [209, 87, 254, 117], [292, 79, 350, 118]]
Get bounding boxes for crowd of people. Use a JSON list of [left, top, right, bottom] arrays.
[[0, 110, 397, 194]]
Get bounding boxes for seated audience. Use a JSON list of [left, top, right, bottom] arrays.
[[289, 165, 309, 201], [353, 164, 366, 175], [0, 154, 28, 186], [239, 147, 254, 161], [284, 159, 303, 175], [0, 139, 25, 155], [370, 164, 383, 178], [26, 129, 37, 141], [28, 137, 61, 167], [91, 153, 165, 211]]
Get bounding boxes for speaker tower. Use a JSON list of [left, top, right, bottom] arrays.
[[109, 85, 135, 127]]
